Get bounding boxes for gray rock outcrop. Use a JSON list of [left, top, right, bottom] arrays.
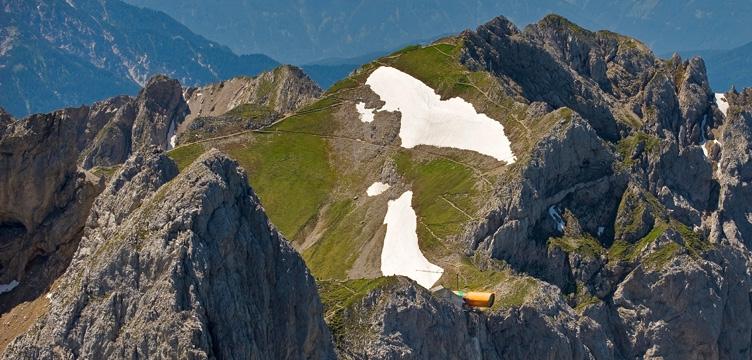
[[184, 65, 322, 120], [334, 277, 611, 360], [4, 149, 334, 359], [81, 75, 188, 169], [177, 65, 322, 144]]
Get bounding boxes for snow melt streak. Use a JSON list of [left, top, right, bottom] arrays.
[[715, 93, 729, 117], [167, 118, 177, 150], [381, 191, 443, 288], [699, 114, 721, 158], [366, 66, 516, 163], [549, 206, 565, 232]]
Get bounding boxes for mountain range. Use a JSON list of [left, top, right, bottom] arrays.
[[3, 12, 752, 359], [0, 0, 278, 117], [120, 0, 752, 66], [5, 0, 752, 119]]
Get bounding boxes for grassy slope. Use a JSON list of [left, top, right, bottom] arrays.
[[160, 40, 545, 309], [165, 38, 712, 317]]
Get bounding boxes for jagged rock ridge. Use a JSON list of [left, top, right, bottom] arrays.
[[4, 149, 334, 359], [303, 15, 752, 360], [178, 65, 322, 145]]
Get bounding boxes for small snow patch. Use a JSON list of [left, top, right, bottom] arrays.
[[699, 114, 721, 158], [167, 118, 177, 150], [0, 280, 19, 294], [366, 182, 390, 196], [381, 191, 444, 289], [365, 66, 516, 163], [715, 93, 729, 117], [549, 206, 565, 232], [700, 114, 710, 157], [356, 102, 376, 123]]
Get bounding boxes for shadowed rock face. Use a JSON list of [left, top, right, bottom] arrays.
[[4, 149, 335, 359], [0, 106, 104, 312], [0, 108, 14, 137], [0, 74, 190, 311]]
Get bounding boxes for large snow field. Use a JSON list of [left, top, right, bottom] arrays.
[[366, 182, 390, 196], [381, 191, 444, 289], [715, 93, 729, 117], [365, 66, 516, 163]]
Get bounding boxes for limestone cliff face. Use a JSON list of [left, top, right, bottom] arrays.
[[451, 15, 752, 359], [81, 75, 188, 169], [334, 277, 610, 360], [0, 106, 103, 302], [4, 149, 334, 359]]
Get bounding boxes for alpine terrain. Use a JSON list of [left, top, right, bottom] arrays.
[[2, 13, 752, 360]]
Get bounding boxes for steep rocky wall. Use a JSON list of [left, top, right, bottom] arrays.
[[81, 75, 188, 169], [4, 149, 334, 359], [453, 15, 752, 359], [0, 106, 103, 301]]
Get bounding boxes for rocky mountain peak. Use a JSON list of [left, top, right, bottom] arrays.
[[4, 148, 334, 359], [177, 65, 322, 145]]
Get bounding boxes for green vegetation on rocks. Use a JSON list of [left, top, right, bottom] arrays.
[[167, 143, 206, 172], [616, 132, 660, 169], [393, 151, 486, 241], [318, 277, 397, 340], [548, 236, 605, 259], [220, 133, 336, 240]]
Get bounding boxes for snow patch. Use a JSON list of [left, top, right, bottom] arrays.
[[715, 93, 729, 117], [167, 118, 177, 150], [549, 206, 565, 232], [381, 191, 444, 289], [356, 102, 376, 123], [0, 280, 19, 294], [365, 67, 516, 163], [699, 114, 721, 158], [366, 182, 390, 196]]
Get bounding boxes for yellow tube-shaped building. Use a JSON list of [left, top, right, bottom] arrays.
[[453, 291, 495, 308]]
